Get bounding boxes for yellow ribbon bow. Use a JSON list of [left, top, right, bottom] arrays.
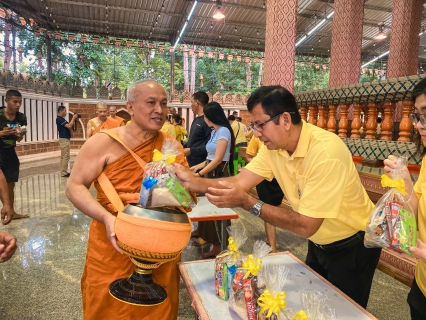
[[293, 310, 309, 320], [152, 149, 176, 164], [381, 174, 407, 195], [257, 289, 287, 318], [227, 237, 240, 263], [241, 254, 262, 279]]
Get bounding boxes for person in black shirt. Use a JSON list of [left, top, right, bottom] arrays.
[[184, 91, 212, 167], [56, 105, 78, 177], [0, 90, 28, 221]]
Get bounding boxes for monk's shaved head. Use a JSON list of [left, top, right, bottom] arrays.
[[96, 101, 108, 110], [127, 80, 168, 103]]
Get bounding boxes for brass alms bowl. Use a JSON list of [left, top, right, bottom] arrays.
[[109, 205, 191, 305]]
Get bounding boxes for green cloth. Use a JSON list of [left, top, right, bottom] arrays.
[[0, 108, 27, 148]]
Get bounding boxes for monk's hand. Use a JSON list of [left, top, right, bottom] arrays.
[[206, 180, 249, 208], [410, 239, 426, 261], [103, 214, 123, 254], [0, 231, 17, 263]]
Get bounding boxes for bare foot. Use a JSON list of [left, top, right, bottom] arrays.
[[12, 213, 30, 220]]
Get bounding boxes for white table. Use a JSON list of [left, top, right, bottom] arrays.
[[187, 196, 239, 251], [179, 251, 377, 320]]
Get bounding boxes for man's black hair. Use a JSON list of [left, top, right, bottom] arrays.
[[6, 89, 22, 99], [247, 85, 301, 125], [58, 105, 66, 113], [192, 91, 209, 106]]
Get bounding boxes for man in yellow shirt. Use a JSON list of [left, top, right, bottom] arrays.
[[228, 115, 247, 147], [175, 85, 381, 309]]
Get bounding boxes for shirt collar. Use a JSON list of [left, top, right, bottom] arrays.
[[278, 120, 310, 160]]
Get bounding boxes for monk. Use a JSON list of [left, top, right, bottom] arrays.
[[66, 80, 189, 319], [109, 105, 126, 126], [86, 102, 119, 138]]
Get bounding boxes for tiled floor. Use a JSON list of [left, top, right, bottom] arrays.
[[0, 157, 411, 319]]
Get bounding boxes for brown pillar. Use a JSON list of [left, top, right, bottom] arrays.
[[264, 0, 297, 91], [299, 106, 308, 122], [329, 0, 364, 87], [317, 106, 326, 129], [350, 103, 362, 138], [387, 0, 424, 78], [380, 101, 394, 141], [365, 103, 378, 140], [398, 100, 414, 142], [338, 104, 349, 138], [308, 106, 318, 126], [327, 105, 337, 133]]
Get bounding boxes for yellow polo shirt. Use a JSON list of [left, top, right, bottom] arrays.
[[174, 125, 187, 143], [246, 136, 263, 157], [231, 121, 247, 145], [413, 157, 426, 296], [245, 121, 374, 245], [160, 121, 176, 139]]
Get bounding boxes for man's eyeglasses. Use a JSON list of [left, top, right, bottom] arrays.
[[249, 111, 295, 132], [408, 113, 426, 127]]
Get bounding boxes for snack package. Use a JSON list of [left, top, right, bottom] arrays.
[[137, 138, 194, 208], [364, 156, 417, 254], [256, 264, 289, 320], [229, 240, 272, 320], [215, 220, 248, 301]]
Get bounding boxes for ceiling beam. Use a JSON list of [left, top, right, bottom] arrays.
[[186, 0, 266, 12], [49, 0, 182, 18]]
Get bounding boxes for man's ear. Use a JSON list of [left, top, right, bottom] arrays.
[[126, 102, 133, 116], [282, 112, 292, 130]]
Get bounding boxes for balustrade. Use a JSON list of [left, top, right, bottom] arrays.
[[338, 104, 349, 138], [327, 105, 336, 133], [398, 100, 414, 142], [308, 106, 318, 126], [350, 103, 362, 138], [316, 106, 327, 129], [381, 101, 394, 141], [365, 102, 378, 140]]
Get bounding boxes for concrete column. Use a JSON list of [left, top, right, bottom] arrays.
[[387, 0, 424, 78], [329, 0, 364, 87], [263, 0, 297, 91]]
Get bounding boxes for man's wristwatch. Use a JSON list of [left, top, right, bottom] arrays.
[[250, 200, 264, 217]]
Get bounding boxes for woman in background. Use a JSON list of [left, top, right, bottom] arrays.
[[171, 114, 187, 144], [190, 102, 235, 258]]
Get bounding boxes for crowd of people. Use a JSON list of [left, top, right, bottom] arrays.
[[1, 79, 426, 320]]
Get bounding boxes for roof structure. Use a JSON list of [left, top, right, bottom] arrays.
[[2, 0, 426, 64]]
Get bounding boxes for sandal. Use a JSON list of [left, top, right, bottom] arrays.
[[192, 238, 207, 246]]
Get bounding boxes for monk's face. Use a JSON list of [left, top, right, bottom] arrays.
[[109, 107, 117, 117], [96, 106, 109, 121], [127, 82, 168, 131]]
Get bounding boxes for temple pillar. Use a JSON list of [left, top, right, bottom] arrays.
[[398, 100, 414, 142], [380, 101, 394, 141], [387, 0, 424, 78], [350, 103, 362, 138], [329, 0, 364, 87], [264, 0, 297, 91]]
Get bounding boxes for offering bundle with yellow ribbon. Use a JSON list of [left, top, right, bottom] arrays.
[[256, 264, 289, 320], [138, 138, 194, 208], [229, 240, 272, 320], [215, 220, 248, 301], [364, 156, 417, 254]]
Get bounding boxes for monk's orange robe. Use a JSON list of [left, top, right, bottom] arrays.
[[90, 117, 119, 135], [81, 131, 189, 320], [111, 115, 126, 126]]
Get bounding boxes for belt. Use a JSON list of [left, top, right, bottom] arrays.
[[314, 231, 364, 251]]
